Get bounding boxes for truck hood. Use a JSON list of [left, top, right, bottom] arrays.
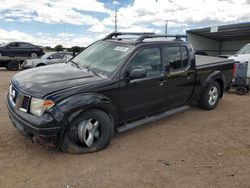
[[12, 63, 106, 98]]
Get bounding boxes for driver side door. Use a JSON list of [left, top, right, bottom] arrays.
[[118, 47, 167, 121], [6, 42, 20, 56]]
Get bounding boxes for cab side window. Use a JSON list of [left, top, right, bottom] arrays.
[[165, 47, 182, 70], [19, 43, 33, 48], [9, 43, 19, 47], [181, 46, 189, 67], [164, 46, 190, 72], [50, 53, 62, 59], [128, 48, 162, 77]]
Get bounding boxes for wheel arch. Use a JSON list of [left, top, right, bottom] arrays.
[[36, 63, 46, 67], [202, 71, 225, 98], [214, 78, 224, 98], [57, 93, 118, 127], [57, 93, 117, 147]]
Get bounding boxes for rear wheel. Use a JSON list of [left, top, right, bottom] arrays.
[[7, 61, 19, 71], [199, 81, 220, 110], [60, 109, 114, 154], [236, 86, 248, 95], [30, 52, 38, 58]]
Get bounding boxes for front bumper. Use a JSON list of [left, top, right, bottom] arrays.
[[7, 97, 67, 147]]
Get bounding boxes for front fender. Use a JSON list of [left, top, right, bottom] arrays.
[[57, 93, 117, 123]]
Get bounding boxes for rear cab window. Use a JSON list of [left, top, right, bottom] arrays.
[[164, 45, 190, 72]]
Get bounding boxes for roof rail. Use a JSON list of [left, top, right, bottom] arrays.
[[103, 32, 155, 40], [135, 34, 188, 44]]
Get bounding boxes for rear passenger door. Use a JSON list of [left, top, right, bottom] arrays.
[[163, 45, 195, 107], [18, 43, 32, 56]]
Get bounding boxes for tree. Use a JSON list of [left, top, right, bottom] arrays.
[[45, 46, 53, 51], [69, 46, 85, 54], [54, 45, 63, 51]]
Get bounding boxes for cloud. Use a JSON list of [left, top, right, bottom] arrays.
[[112, 1, 120, 5], [1, 0, 250, 47], [102, 0, 250, 32], [119, 25, 161, 33], [0, 29, 95, 47], [0, 0, 111, 25], [88, 23, 112, 33]]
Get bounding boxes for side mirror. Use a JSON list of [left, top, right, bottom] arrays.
[[165, 63, 170, 72], [129, 68, 147, 79], [6, 46, 9, 49]]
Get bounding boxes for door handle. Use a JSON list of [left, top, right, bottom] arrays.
[[158, 79, 166, 86]]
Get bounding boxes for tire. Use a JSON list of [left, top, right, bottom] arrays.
[[36, 63, 45, 67], [236, 86, 248, 95], [60, 109, 114, 154], [7, 60, 19, 71], [198, 81, 221, 110], [30, 52, 38, 58]]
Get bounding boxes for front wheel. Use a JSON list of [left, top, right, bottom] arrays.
[[199, 81, 221, 110], [60, 109, 114, 154]]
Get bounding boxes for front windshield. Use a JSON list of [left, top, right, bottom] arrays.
[[237, 44, 250, 55], [72, 41, 135, 77], [41, 52, 55, 59]]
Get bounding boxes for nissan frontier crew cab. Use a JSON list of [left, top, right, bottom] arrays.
[[7, 32, 235, 154]]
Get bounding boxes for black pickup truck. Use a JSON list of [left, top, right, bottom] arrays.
[[7, 32, 235, 153]]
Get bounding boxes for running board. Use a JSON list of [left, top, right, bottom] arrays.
[[117, 106, 189, 133]]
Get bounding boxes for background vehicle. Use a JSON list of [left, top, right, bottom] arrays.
[[22, 51, 73, 68], [0, 42, 44, 58], [7, 32, 235, 154], [194, 50, 208, 56], [229, 62, 250, 95], [0, 56, 26, 71], [228, 43, 250, 64]]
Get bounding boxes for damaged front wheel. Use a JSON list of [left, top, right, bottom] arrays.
[[60, 109, 114, 154]]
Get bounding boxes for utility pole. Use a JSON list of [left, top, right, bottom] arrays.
[[114, 10, 118, 32], [165, 20, 168, 34], [63, 23, 65, 47]]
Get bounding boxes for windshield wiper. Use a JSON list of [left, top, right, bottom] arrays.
[[68, 60, 82, 69], [83, 66, 101, 77]]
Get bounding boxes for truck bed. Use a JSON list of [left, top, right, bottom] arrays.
[[195, 55, 234, 69]]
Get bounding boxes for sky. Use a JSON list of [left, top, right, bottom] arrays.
[[0, 0, 250, 47]]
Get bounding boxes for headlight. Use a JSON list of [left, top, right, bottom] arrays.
[[30, 97, 55, 116]]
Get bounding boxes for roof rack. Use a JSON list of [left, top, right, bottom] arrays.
[[103, 32, 155, 40], [135, 34, 188, 44]]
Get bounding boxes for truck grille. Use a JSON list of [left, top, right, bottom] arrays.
[[9, 85, 31, 112]]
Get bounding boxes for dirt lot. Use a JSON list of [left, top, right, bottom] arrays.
[[0, 68, 250, 188]]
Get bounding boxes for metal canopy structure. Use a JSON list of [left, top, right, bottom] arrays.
[[187, 22, 250, 41], [186, 22, 250, 56]]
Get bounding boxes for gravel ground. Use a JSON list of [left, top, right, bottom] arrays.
[[0, 68, 250, 188]]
